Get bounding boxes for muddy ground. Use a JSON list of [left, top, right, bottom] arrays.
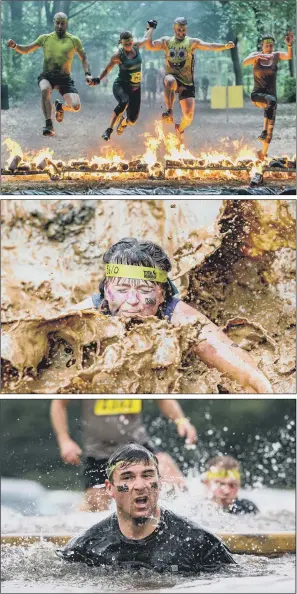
[[1, 95, 296, 163], [1, 199, 296, 395]]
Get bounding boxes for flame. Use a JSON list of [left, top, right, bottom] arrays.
[[3, 138, 23, 166], [1, 131, 295, 183]]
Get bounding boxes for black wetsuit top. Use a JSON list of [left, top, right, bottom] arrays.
[[253, 55, 278, 98], [56, 508, 235, 574], [227, 498, 259, 515]]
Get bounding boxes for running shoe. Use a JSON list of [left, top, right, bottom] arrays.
[[55, 100, 64, 123], [117, 116, 128, 135], [258, 130, 267, 141], [43, 121, 55, 136], [102, 127, 113, 141], [162, 109, 173, 123], [175, 123, 184, 143]]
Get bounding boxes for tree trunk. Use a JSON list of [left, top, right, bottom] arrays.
[[228, 32, 243, 85], [61, 1, 72, 17], [9, 1, 24, 72]]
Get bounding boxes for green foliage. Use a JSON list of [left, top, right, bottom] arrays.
[[282, 75, 296, 102]]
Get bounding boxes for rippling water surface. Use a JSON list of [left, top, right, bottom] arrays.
[[1, 481, 295, 593]]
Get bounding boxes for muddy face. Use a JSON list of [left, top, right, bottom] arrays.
[[107, 461, 160, 521], [104, 278, 164, 318]]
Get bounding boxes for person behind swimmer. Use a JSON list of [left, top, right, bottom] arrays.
[[56, 442, 236, 572], [51, 398, 197, 512], [242, 32, 294, 160], [71, 237, 274, 395], [202, 455, 259, 515]]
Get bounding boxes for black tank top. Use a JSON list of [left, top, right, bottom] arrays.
[[253, 54, 278, 97], [117, 45, 142, 87]]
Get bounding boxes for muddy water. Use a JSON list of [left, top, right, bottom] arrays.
[[1, 199, 296, 394], [1, 486, 295, 593]]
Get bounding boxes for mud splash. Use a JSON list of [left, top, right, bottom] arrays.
[[1, 199, 296, 394]]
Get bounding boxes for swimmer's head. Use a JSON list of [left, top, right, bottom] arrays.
[[106, 443, 160, 523], [202, 455, 241, 509], [54, 12, 68, 37], [173, 17, 188, 40], [119, 31, 134, 51], [261, 34, 275, 53], [100, 238, 177, 319]]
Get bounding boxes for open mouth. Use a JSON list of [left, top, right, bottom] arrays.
[[134, 496, 149, 507]]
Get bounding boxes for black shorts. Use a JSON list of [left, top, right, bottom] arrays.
[[83, 441, 158, 490], [38, 72, 78, 95], [176, 81, 196, 100]]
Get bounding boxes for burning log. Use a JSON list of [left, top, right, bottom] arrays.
[[37, 158, 49, 171], [128, 159, 142, 169], [8, 155, 21, 172], [149, 162, 163, 178], [250, 172, 264, 187], [17, 162, 31, 172], [117, 162, 129, 171], [69, 160, 90, 168]]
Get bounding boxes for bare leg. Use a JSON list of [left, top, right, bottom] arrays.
[[80, 486, 111, 512], [179, 97, 195, 132], [163, 74, 177, 112], [61, 92, 81, 112], [39, 79, 53, 120]]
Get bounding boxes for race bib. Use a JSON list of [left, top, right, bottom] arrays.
[[130, 71, 142, 84], [93, 399, 142, 416]]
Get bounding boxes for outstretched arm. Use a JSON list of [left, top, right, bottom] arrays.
[[172, 302, 274, 394], [6, 39, 40, 54], [192, 38, 235, 52], [277, 31, 294, 61], [86, 52, 120, 86]]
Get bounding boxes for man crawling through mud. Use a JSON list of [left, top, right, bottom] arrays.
[[71, 238, 273, 394]]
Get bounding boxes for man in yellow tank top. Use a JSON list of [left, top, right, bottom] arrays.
[[145, 17, 234, 142]]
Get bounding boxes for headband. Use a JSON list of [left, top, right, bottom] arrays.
[[107, 457, 158, 480], [204, 469, 241, 481], [262, 37, 274, 43], [105, 263, 168, 283]]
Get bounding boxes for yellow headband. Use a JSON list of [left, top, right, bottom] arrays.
[[107, 456, 158, 480], [105, 264, 168, 283], [205, 469, 241, 481]]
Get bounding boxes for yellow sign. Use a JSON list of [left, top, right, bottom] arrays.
[[211, 85, 243, 109], [93, 399, 142, 416], [130, 71, 142, 84]]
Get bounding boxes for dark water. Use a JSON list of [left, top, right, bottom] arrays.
[[1, 183, 295, 195]]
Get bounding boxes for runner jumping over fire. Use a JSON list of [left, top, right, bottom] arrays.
[[87, 23, 157, 141], [243, 32, 294, 160], [145, 17, 235, 143], [7, 12, 91, 137]]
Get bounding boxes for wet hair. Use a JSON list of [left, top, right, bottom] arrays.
[[261, 34, 275, 43], [107, 442, 160, 482], [99, 238, 177, 314], [206, 455, 240, 471], [174, 17, 188, 26], [119, 31, 133, 46]]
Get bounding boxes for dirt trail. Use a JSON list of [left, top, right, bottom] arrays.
[[1, 98, 296, 165]]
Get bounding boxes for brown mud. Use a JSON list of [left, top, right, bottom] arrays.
[[1, 199, 296, 394]]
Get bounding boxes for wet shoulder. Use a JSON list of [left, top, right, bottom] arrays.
[[230, 498, 259, 514], [62, 514, 116, 550], [162, 508, 208, 539]]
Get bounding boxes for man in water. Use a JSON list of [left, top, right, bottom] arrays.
[[50, 398, 197, 511], [70, 237, 273, 394], [144, 17, 234, 142], [7, 12, 91, 136], [202, 455, 259, 515], [56, 442, 236, 572], [242, 32, 294, 159]]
